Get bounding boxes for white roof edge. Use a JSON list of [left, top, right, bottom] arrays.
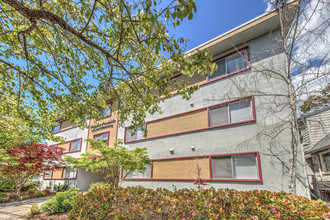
[[185, 9, 277, 54]]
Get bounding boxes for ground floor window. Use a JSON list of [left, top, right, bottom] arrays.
[[211, 153, 258, 179], [125, 164, 151, 179], [44, 170, 52, 179], [63, 167, 77, 179]]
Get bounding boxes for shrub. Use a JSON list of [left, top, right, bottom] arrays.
[[88, 182, 112, 192], [41, 188, 78, 215], [54, 184, 69, 192], [0, 192, 7, 198], [69, 187, 330, 219], [19, 195, 30, 201], [22, 181, 40, 191], [27, 188, 36, 194], [34, 191, 46, 197], [8, 193, 18, 200], [28, 204, 41, 216], [0, 182, 15, 191]]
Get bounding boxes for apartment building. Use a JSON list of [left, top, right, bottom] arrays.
[[43, 10, 309, 197]]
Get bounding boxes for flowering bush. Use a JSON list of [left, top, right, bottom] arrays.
[[68, 187, 329, 219]]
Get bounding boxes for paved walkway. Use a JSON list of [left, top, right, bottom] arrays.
[[0, 196, 53, 219]]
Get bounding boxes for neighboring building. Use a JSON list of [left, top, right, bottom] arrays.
[[301, 107, 330, 200], [42, 10, 309, 197]]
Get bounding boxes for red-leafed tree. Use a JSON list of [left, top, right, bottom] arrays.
[[0, 143, 63, 195]]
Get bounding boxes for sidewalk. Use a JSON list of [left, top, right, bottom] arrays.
[[0, 196, 53, 219]]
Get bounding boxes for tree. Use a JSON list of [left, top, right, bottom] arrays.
[[300, 83, 329, 113], [65, 139, 150, 188], [0, 142, 63, 195], [0, 0, 215, 143]]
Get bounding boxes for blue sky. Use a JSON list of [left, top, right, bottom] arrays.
[[169, 0, 269, 51]]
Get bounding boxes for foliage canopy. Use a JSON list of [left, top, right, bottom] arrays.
[[0, 0, 215, 145]]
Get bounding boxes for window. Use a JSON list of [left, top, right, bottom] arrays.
[[63, 167, 77, 179], [94, 132, 109, 145], [44, 170, 52, 179], [311, 157, 320, 173], [209, 99, 252, 127], [125, 164, 151, 179], [69, 139, 81, 152], [211, 153, 258, 179], [53, 124, 60, 133], [125, 125, 145, 142], [322, 152, 330, 171], [209, 49, 249, 80], [98, 103, 111, 117]]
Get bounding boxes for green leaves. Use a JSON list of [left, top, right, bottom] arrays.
[[64, 139, 150, 188], [0, 0, 214, 146]]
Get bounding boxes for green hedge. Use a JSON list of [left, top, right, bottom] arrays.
[[41, 188, 78, 215], [68, 187, 330, 219]]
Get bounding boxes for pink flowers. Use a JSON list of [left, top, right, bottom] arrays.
[[296, 211, 304, 216], [192, 212, 196, 216]]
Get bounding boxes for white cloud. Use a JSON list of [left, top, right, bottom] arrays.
[[290, 0, 330, 102]]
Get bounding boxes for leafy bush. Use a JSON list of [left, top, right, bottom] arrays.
[[0, 182, 15, 191], [54, 184, 69, 192], [34, 191, 46, 197], [69, 187, 330, 219], [28, 204, 41, 216], [27, 188, 37, 194], [19, 195, 30, 201], [8, 193, 18, 200], [0, 192, 8, 203], [41, 188, 78, 214], [22, 181, 40, 191], [88, 182, 112, 192], [0, 192, 7, 198]]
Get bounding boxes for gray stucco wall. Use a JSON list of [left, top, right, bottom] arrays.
[[120, 30, 309, 197]]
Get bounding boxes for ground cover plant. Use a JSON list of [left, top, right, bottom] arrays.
[[41, 188, 79, 215], [69, 186, 330, 219]]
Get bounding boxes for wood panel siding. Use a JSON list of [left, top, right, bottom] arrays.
[[58, 142, 70, 153], [52, 169, 63, 179], [152, 158, 209, 179], [147, 109, 208, 138]]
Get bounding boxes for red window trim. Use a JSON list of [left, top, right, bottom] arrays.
[[124, 96, 256, 143], [97, 102, 112, 118], [206, 46, 251, 82], [93, 131, 110, 146], [163, 46, 251, 93], [44, 167, 78, 180], [64, 138, 83, 154], [53, 119, 76, 134], [43, 169, 53, 180], [124, 151, 262, 182]]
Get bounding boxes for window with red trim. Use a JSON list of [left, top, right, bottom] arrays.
[[69, 139, 81, 152], [125, 164, 151, 179], [63, 167, 77, 179], [44, 170, 52, 179], [52, 124, 60, 133], [94, 132, 109, 145], [125, 125, 145, 142], [211, 153, 258, 179], [209, 48, 249, 80], [98, 103, 111, 117], [209, 98, 253, 127]]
